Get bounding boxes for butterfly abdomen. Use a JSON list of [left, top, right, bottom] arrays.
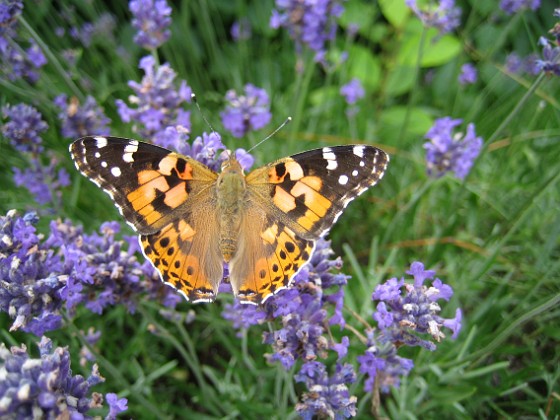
[[216, 158, 247, 262]]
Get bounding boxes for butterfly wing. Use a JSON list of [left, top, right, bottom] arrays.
[[139, 203, 223, 303], [228, 207, 315, 304], [231, 144, 389, 304], [70, 136, 223, 301], [246, 145, 389, 239]]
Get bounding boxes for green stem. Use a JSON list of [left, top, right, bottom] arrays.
[[63, 315, 166, 418], [138, 305, 224, 416], [19, 17, 83, 100], [397, 26, 427, 142]]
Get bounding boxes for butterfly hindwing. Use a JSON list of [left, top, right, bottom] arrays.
[[70, 136, 218, 234], [140, 216, 223, 303], [246, 145, 389, 240], [229, 207, 315, 304]]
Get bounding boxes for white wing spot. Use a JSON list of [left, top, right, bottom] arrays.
[[95, 136, 108, 148], [111, 167, 122, 177], [124, 143, 138, 153], [359, 160, 365, 167], [322, 147, 333, 153], [123, 153, 134, 163], [338, 174, 349, 185], [353, 145, 365, 158], [94, 152, 101, 158], [101, 161, 108, 168], [326, 159, 338, 170], [352, 169, 359, 176], [323, 150, 336, 161]]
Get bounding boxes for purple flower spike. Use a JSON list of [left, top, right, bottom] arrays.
[[0, 336, 113, 418], [116, 55, 192, 139], [458, 63, 477, 85], [231, 18, 252, 41], [372, 261, 462, 349], [0, 2, 47, 83], [222, 238, 350, 367], [406, 0, 462, 35], [54, 95, 111, 139], [12, 158, 70, 207], [270, 0, 345, 63], [340, 79, 365, 105], [295, 362, 357, 419], [2, 103, 48, 154], [0, 210, 179, 336], [536, 36, 560, 77], [220, 84, 272, 138], [129, 0, 172, 49], [424, 116, 483, 179], [500, 0, 541, 15]]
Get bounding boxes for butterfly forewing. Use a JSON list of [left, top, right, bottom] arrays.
[[70, 136, 217, 234], [246, 145, 389, 239]]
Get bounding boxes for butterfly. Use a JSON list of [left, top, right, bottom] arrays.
[[70, 136, 389, 305]]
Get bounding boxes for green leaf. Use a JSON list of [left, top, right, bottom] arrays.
[[398, 24, 461, 67], [379, 0, 410, 28], [347, 45, 381, 90], [385, 65, 416, 96], [339, 1, 377, 34], [379, 106, 433, 136], [309, 86, 340, 107]]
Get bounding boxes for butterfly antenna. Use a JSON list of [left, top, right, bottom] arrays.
[[191, 93, 232, 158], [191, 93, 217, 134], [247, 117, 292, 153]]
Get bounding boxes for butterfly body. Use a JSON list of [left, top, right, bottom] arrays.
[[216, 157, 247, 262], [70, 136, 389, 305]]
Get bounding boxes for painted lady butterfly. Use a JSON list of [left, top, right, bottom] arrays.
[[70, 136, 389, 304]]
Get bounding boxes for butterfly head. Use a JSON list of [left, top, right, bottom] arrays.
[[220, 152, 245, 174]]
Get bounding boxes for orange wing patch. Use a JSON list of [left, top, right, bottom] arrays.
[[140, 219, 223, 303], [229, 216, 315, 305]]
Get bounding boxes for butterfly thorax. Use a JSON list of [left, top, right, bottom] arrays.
[[216, 157, 247, 262]]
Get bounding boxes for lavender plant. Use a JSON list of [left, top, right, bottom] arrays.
[[0, 336, 127, 419], [2, 0, 558, 418]]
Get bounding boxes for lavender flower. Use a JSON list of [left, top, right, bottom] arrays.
[[424, 116, 483, 179], [231, 18, 251, 41], [0, 210, 178, 336], [505, 52, 540, 75], [106, 393, 128, 419], [372, 262, 462, 347], [458, 63, 477, 85], [295, 362, 357, 419], [129, 0, 172, 49], [0, 1, 46, 83], [0, 336, 123, 418], [357, 330, 415, 392], [270, 0, 345, 63], [153, 128, 254, 172], [406, 0, 462, 35], [0, 0, 23, 37], [68, 13, 117, 46], [500, 0, 541, 14], [340, 78, 365, 105], [220, 84, 272, 138], [223, 239, 350, 367], [116, 55, 192, 139], [536, 36, 560, 76], [54, 94, 111, 139], [12, 157, 70, 207], [79, 328, 102, 366], [358, 262, 461, 393], [2, 103, 48, 153]]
